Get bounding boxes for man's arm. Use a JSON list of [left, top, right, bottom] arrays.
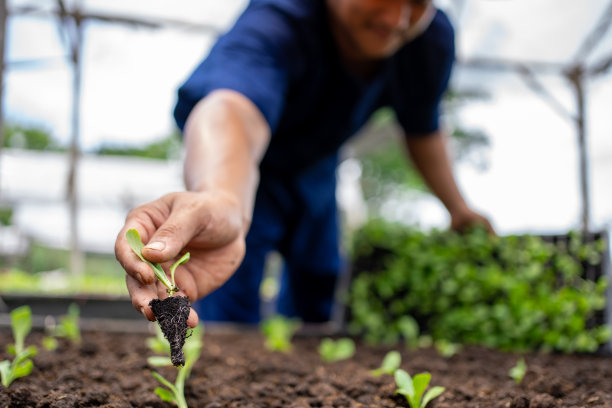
[[183, 89, 271, 230], [115, 89, 270, 325], [404, 130, 494, 233]]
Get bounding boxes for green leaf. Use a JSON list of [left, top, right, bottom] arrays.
[[508, 357, 527, 384], [148, 356, 173, 367], [55, 303, 81, 344], [12, 359, 33, 380], [14, 345, 37, 365], [42, 336, 58, 351], [151, 371, 178, 394], [371, 350, 401, 376], [126, 229, 174, 291], [394, 369, 414, 397], [421, 386, 445, 408], [154, 386, 177, 403], [318, 338, 355, 363], [0, 360, 12, 387], [10, 306, 32, 354], [412, 373, 431, 407], [170, 252, 191, 294], [260, 316, 301, 352]]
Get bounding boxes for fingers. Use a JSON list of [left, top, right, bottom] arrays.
[[116, 224, 158, 286], [126, 275, 157, 321], [140, 196, 206, 264]]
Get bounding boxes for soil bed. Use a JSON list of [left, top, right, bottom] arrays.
[[1, 329, 611, 408]]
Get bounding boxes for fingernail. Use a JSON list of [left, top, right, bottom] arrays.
[[140, 307, 145, 316], [136, 272, 145, 285], [145, 241, 165, 251]]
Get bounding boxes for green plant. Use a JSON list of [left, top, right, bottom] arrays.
[[509, 357, 527, 384], [260, 315, 301, 352], [126, 229, 190, 296], [147, 324, 204, 408], [127, 229, 192, 366], [53, 303, 82, 344], [0, 306, 38, 387], [394, 369, 445, 408], [371, 350, 401, 376], [347, 220, 610, 353], [318, 338, 355, 363], [434, 339, 462, 358]]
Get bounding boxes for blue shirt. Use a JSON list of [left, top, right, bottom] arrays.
[[174, 0, 455, 177]]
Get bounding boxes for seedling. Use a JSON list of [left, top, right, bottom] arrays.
[[126, 229, 189, 296], [318, 337, 355, 363], [260, 315, 301, 352], [0, 306, 38, 387], [49, 303, 81, 345], [127, 229, 191, 366], [371, 350, 401, 376], [394, 369, 445, 408], [147, 324, 204, 408], [509, 357, 527, 384], [434, 339, 461, 358]]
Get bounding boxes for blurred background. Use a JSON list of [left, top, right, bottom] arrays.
[[0, 0, 611, 282]]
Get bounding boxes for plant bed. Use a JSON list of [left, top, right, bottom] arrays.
[[1, 328, 612, 407]]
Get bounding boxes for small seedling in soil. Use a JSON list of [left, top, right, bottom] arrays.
[[371, 350, 402, 376], [260, 315, 301, 352], [318, 337, 356, 363], [509, 357, 527, 384], [394, 369, 445, 408], [147, 324, 204, 408], [434, 339, 461, 358], [0, 306, 38, 387], [45, 303, 81, 345], [126, 229, 191, 366]]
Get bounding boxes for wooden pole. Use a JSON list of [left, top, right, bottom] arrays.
[[566, 66, 590, 234], [0, 0, 7, 197], [58, 0, 84, 276]]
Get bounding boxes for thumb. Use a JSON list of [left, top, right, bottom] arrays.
[[142, 217, 199, 264]]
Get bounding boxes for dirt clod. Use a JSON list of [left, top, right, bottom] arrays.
[[149, 295, 190, 366]]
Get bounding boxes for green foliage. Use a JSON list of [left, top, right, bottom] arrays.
[[434, 339, 462, 358], [147, 324, 172, 356], [0, 268, 127, 296], [126, 229, 190, 295], [0, 206, 13, 226], [41, 336, 59, 352], [394, 369, 445, 408], [95, 133, 182, 160], [318, 338, 355, 363], [347, 219, 610, 353], [260, 315, 301, 353], [3, 124, 63, 151], [1, 306, 38, 387], [147, 324, 204, 408], [371, 350, 402, 377], [50, 303, 81, 345], [509, 357, 527, 384]]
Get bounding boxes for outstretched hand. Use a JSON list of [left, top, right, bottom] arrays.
[[449, 207, 495, 236], [115, 191, 246, 327]]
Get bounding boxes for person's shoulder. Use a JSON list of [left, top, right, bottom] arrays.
[[226, 0, 323, 49], [420, 9, 455, 50], [239, 0, 322, 29]]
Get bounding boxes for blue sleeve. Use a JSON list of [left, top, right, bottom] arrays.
[[173, 3, 294, 132], [392, 9, 455, 136]]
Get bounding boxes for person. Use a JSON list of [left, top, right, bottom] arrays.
[[115, 0, 494, 328]]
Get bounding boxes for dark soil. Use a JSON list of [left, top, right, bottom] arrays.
[[149, 296, 190, 366], [1, 328, 611, 407]]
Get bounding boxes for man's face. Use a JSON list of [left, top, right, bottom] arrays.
[[327, 0, 433, 60]]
